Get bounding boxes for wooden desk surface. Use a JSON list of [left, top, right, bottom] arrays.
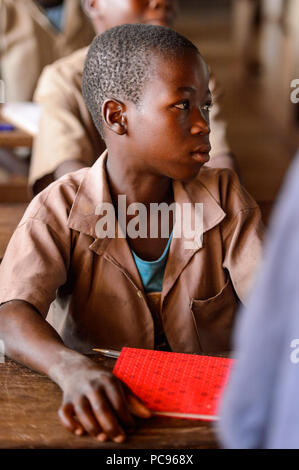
[[0, 111, 33, 148], [0, 357, 218, 449], [0, 129, 33, 148], [0, 203, 28, 260], [0, 118, 33, 148]]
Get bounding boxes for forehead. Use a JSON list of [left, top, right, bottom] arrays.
[[144, 50, 209, 96]]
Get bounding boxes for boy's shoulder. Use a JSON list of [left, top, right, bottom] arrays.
[[34, 47, 88, 100], [188, 167, 259, 214], [21, 167, 89, 231], [45, 46, 88, 77]]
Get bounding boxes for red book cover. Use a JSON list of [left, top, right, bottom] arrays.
[[113, 347, 234, 421]]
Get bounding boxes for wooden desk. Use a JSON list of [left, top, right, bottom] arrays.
[[0, 115, 33, 149], [0, 127, 33, 148], [0, 357, 218, 449], [0, 203, 28, 260], [0, 109, 33, 149]]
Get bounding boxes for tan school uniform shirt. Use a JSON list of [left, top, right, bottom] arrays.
[[0, 151, 263, 354], [0, 0, 95, 101], [29, 46, 232, 193]]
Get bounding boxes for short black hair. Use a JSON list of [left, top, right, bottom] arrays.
[[82, 23, 199, 138]]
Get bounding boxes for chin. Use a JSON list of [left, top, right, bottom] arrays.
[[175, 166, 202, 184]]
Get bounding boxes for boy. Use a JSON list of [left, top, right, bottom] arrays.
[[29, 0, 233, 194], [0, 25, 263, 443], [1, 0, 94, 101]]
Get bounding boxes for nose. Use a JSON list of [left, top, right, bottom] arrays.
[[148, 0, 166, 7], [148, 0, 177, 13], [145, 0, 178, 27], [190, 108, 210, 136], [149, 0, 161, 6]]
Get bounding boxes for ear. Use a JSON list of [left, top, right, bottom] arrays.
[[82, 0, 101, 19], [102, 99, 128, 136]]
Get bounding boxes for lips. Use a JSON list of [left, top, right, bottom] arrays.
[[190, 145, 211, 164], [191, 145, 211, 154]]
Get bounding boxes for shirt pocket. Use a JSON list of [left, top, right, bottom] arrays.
[[190, 279, 239, 353]]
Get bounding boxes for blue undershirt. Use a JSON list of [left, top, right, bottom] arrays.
[[44, 4, 65, 32], [131, 233, 173, 293]]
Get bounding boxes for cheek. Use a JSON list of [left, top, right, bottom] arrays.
[[149, 114, 190, 138], [130, 110, 190, 150], [112, 0, 138, 21], [124, 0, 144, 19]]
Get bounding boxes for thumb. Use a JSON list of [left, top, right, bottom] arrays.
[[125, 391, 152, 418]]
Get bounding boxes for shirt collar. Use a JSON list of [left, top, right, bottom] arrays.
[[67, 150, 226, 244], [67, 150, 112, 238]]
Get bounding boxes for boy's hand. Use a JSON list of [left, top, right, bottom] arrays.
[[57, 360, 151, 443]]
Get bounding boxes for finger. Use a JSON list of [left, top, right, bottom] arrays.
[[103, 378, 135, 430], [58, 402, 85, 436], [126, 392, 152, 418], [88, 390, 126, 443], [73, 396, 105, 440], [121, 383, 151, 417]]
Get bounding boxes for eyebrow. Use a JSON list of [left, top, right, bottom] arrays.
[[177, 86, 211, 96], [177, 86, 196, 93]]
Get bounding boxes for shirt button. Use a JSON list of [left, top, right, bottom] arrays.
[[137, 290, 143, 298]]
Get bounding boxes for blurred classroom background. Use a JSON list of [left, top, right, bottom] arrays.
[[175, 0, 299, 204], [0, 0, 298, 248]]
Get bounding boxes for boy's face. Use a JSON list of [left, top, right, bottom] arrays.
[[123, 51, 211, 183], [93, 0, 178, 30]]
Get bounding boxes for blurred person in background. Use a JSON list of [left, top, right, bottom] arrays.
[[233, 0, 287, 77], [29, 0, 234, 194], [217, 150, 299, 449], [0, 0, 95, 101]]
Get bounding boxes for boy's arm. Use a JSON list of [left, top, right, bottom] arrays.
[[220, 171, 264, 303], [0, 193, 150, 442], [0, 300, 150, 442]]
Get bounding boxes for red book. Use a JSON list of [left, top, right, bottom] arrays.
[[113, 347, 234, 421]]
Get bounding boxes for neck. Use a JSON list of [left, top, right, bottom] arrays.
[[106, 153, 174, 208]]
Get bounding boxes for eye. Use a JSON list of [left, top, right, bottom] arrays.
[[201, 102, 213, 112], [174, 100, 190, 110]]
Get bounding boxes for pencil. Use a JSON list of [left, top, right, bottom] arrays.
[[92, 348, 120, 359]]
